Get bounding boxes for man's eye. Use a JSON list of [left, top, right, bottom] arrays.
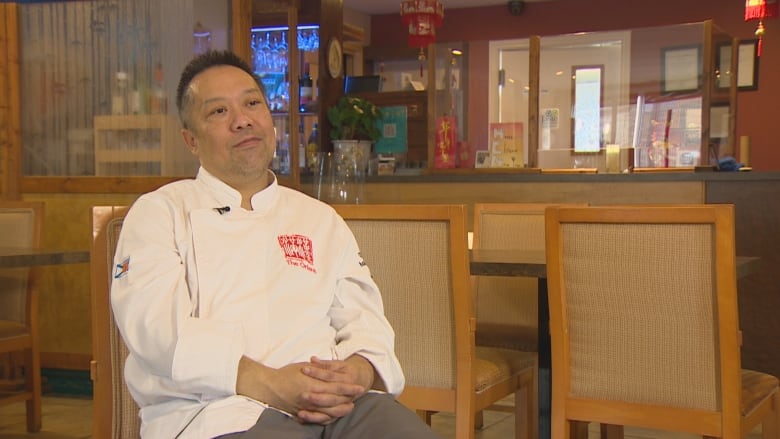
[[248, 99, 264, 107], [210, 107, 227, 115]]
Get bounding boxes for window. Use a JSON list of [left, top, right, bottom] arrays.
[[572, 65, 604, 153], [17, 0, 229, 179]]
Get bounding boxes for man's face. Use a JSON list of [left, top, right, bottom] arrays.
[[181, 65, 275, 189]]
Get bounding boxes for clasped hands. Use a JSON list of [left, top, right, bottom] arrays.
[[237, 354, 377, 425]]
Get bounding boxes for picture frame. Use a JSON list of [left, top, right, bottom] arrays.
[[661, 45, 702, 94], [475, 150, 491, 168], [716, 42, 734, 90], [717, 39, 759, 91], [738, 39, 760, 91], [710, 104, 730, 139]]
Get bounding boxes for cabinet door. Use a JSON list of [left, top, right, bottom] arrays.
[[252, 24, 321, 183]]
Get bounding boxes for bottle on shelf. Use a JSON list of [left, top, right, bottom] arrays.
[[276, 69, 290, 112], [299, 63, 313, 113], [150, 63, 167, 114], [129, 80, 145, 115], [298, 118, 306, 170], [306, 123, 319, 173], [111, 71, 129, 115], [276, 133, 290, 174]]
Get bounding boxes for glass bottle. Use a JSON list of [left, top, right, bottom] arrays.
[[306, 123, 319, 172], [276, 69, 290, 112], [150, 63, 167, 114], [299, 63, 313, 113], [298, 118, 306, 170], [111, 71, 128, 115], [278, 133, 290, 174]]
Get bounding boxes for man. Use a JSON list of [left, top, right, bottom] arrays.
[[111, 50, 440, 439]]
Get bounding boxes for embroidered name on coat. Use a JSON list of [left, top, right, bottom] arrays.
[[278, 234, 316, 273]]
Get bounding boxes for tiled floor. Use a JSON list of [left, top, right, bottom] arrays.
[[0, 396, 765, 438], [0, 396, 91, 439]]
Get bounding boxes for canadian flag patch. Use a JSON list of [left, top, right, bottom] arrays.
[[277, 234, 316, 273]]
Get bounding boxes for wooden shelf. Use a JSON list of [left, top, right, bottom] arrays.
[[93, 114, 196, 176]]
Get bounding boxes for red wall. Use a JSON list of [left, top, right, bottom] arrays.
[[372, 0, 780, 170]]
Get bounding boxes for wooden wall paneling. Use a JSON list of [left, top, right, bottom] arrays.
[[1, 3, 21, 200], [317, 0, 343, 152], [20, 176, 184, 194], [0, 3, 8, 199], [286, 2, 301, 187], [232, 0, 252, 65], [22, 192, 141, 368]]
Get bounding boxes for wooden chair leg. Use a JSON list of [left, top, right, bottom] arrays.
[[475, 410, 484, 429], [416, 410, 433, 426], [570, 421, 588, 439], [24, 346, 42, 432], [762, 390, 780, 439], [515, 382, 534, 439], [600, 423, 623, 439]]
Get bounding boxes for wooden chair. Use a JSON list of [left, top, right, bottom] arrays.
[[89, 206, 140, 439], [334, 204, 535, 439], [472, 203, 586, 353], [544, 204, 780, 438], [472, 202, 592, 435], [0, 200, 44, 432]]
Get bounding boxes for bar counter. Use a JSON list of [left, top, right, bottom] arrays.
[[300, 170, 780, 383]]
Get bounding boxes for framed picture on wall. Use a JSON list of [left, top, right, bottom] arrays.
[[661, 45, 702, 94], [737, 39, 759, 90], [717, 39, 759, 91]]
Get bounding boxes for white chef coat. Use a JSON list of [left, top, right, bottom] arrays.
[[110, 168, 405, 438]]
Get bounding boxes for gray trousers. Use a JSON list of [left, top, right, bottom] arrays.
[[215, 393, 441, 439]]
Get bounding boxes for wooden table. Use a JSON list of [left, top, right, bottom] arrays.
[[469, 249, 759, 439], [470, 249, 552, 439], [0, 247, 90, 268]]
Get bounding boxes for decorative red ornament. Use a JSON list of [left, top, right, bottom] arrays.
[[401, 0, 444, 75], [745, 0, 778, 56]]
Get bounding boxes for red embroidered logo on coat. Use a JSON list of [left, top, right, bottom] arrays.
[[277, 234, 316, 273]]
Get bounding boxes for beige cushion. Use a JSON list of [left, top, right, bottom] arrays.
[[741, 369, 779, 416], [474, 346, 535, 393]]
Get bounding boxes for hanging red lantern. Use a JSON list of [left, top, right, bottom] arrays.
[[745, 0, 778, 56], [401, 0, 444, 75]]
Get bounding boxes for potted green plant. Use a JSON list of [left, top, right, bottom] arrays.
[[327, 95, 383, 143], [326, 96, 382, 190]]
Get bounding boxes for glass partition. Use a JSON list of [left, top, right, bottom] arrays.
[[537, 29, 631, 170], [488, 39, 531, 168], [18, 0, 230, 178], [486, 21, 736, 172]]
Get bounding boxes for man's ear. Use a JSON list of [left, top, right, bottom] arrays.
[[181, 128, 198, 155]]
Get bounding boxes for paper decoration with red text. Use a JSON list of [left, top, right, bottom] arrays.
[[435, 116, 457, 169]]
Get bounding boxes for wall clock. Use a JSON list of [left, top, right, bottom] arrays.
[[327, 37, 343, 79]]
